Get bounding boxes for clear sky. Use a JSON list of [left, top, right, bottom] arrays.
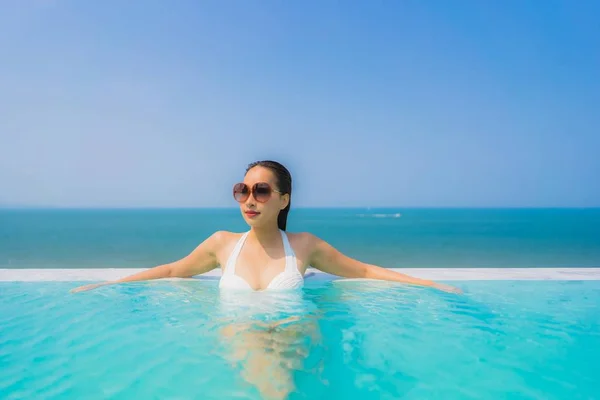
[[1, 0, 598, 208]]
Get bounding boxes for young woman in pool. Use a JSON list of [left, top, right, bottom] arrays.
[[71, 160, 461, 294]]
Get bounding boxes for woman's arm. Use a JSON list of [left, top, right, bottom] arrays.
[[307, 234, 462, 294], [70, 231, 225, 293]]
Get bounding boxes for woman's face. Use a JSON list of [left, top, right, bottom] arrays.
[[235, 166, 289, 228]]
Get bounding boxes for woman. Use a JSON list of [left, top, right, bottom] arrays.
[[71, 160, 461, 398], [71, 160, 461, 294]]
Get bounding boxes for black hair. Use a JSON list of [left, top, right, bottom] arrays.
[[246, 160, 292, 231]]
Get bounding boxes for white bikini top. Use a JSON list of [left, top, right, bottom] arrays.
[[218, 230, 304, 291]]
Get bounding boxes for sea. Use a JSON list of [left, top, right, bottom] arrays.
[[1, 207, 599, 269]]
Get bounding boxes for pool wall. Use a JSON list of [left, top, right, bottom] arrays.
[[1, 268, 599, 281]]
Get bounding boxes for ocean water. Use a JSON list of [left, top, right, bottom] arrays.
[[0, 208, 599, 269], [1, 279, 599, 399]]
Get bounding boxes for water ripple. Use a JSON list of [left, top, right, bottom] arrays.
[[1, 281, 599, 399]]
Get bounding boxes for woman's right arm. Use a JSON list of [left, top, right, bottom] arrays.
[[70, 231, 226, 293]]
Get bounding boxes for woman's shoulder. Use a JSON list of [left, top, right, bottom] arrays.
[[202, 231, 247, 264], [285, 232, 332, 269], [286, 231, 323, 252], [203, 230, 245, 251], [210, 230, 247, 242]]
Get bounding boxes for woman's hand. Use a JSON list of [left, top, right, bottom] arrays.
[[70, 282, 110, 293], [431, 283, 463, 294]]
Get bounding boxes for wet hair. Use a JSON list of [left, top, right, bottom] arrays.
[[246, 160, 292, 231]]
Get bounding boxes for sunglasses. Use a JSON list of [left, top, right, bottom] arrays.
[[233, 182, 283, 203]]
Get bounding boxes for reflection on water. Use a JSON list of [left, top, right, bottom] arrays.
[[210, 288, 325, 399]]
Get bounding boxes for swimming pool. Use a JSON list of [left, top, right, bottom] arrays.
[[1, 271, 599, 399]]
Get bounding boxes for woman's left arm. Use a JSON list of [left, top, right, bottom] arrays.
[[307, 234, 462, 294]]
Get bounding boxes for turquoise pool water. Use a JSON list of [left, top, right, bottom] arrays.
[[1, 280, 599, 399]]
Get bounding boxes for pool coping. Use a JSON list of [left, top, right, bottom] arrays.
[[1, 268, 599, 281]]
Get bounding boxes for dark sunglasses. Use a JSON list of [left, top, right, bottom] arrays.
[[233, 182, 283, 203]]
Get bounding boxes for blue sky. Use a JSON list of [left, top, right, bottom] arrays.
[[1, 0, 598, 208]]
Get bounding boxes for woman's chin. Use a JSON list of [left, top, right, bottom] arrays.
[[242, 214, 261, 226], [243, 214, 273, 228]]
